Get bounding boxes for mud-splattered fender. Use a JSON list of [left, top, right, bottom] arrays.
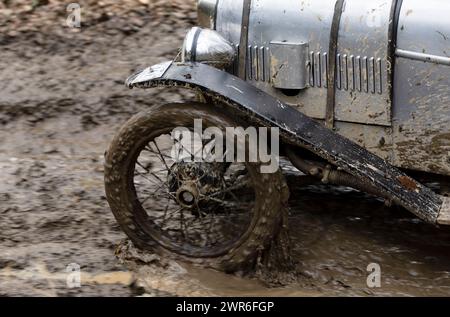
[[125, 61, 446, 225]]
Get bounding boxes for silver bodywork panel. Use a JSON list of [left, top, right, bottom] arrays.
[[393, 0, 450, 175], [334, 1, 391, 126], [216, 0, 392, 126], [197, 0, 218, 29], [211, 0, 450, 176]]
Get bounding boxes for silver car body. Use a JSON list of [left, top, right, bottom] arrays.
[[198, 0, 450, 176]]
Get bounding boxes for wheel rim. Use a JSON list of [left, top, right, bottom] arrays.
[[131, 130, 258, 258]]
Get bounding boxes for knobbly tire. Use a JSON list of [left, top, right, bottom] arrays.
[[104, 102, 291, 272]]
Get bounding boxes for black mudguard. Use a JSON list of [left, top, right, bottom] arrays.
[[126, 61, 448, 225]]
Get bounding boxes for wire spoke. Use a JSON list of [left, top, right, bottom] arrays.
[[143, 146, 173, 160], [136, 160, 151, 173], [153, 201, 171, 221], [215, 214, 245, 230], [200, 195, 239, 208], [134, 131, 257, 251], [140, 184, 172, 204], [152, 141, 171, 169], [152, 141, 182, 189], [149, 171, 167, 186], [180, 209, 188, 240], [209, 180, 250, 198], [135, 170, 162, 187], [161, 207, 183, 228]]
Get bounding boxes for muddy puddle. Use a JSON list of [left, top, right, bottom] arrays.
[[2, 102, 450, 298], [1, 0, 450, 297], [113, 175, 450, 297]]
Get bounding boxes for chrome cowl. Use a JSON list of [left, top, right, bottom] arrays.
[[182, 27, 236, 68]]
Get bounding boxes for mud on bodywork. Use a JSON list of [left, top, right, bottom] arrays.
[[126, 61, 446, 225]]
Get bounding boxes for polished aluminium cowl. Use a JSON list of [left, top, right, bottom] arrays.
[[182, 27, 236, 68]]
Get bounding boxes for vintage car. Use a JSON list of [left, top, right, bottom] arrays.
[[104, 0, 450, 270]]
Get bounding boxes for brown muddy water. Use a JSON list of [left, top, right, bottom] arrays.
[[1, 0, 450, 297], [1, 116, 450, 297]]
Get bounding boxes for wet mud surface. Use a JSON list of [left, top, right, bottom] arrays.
[[1, 0, 450, 297]]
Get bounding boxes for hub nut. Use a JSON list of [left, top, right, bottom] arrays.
[[176, 182, 200, 208]]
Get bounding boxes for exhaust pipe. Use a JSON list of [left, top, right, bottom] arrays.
[[287, 146, 450, 226]]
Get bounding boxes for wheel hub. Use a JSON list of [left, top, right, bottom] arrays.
[[176, 182, 199, 209], [168, 162, 226, 213]]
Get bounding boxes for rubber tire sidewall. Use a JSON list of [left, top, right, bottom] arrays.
[[104, 102, 288, 272]]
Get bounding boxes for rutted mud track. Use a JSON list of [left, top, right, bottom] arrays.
[[1, 0, 450, 296]]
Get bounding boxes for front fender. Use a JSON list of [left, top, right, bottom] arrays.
[[125, 61, 447, 225]]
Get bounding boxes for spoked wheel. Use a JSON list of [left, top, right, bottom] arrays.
[[104, 102, 288, 271]]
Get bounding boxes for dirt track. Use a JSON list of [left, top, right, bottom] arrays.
[[1, 0, 450, 297]]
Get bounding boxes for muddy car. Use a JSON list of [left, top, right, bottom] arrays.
[[104, 0, 450, 271]]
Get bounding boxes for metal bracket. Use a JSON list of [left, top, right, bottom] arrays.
[[238, 0, 252, 80], [325, 0, 345, 129]]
